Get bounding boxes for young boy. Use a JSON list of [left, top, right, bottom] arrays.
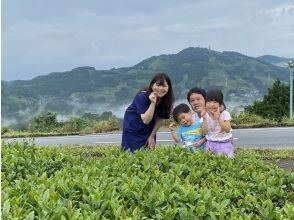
[[169, 103, 206, 152]]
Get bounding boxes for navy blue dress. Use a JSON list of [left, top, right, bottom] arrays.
[[121, 91, 169, 152]]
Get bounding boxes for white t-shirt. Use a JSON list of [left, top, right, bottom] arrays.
[[205, 110, 232, 141], [192, 113, 202, 123]]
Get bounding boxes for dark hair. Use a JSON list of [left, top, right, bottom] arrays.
[[146, 73, 175, 115], [172, 103, 191, 123], [205, 89, 226, 111], [187, 87, 206, 103]]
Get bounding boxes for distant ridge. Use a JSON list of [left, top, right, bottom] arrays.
[[257, 55, 293, 67], [1, 47, 289, 126]]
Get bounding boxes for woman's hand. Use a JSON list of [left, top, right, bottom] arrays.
[[149, 92, 157, 104], [146, 136, 156, 149]]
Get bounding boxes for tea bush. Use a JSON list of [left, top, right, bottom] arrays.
[[2, 142, 293, 219]]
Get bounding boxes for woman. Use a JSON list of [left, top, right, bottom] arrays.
[[121, 73, 174, 152]]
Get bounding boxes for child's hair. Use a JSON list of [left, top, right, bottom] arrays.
[[186, 87, 206, 103], [172, 103, 191, 123], [205, 89, 226, 111]]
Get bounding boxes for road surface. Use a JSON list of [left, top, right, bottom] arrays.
[[3, 127, 294, 149]]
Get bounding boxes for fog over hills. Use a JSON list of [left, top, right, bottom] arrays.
[[1, 47, 291, 126]]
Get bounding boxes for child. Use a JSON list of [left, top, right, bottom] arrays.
[[169, 103, 206, 152], [201, 89, 234, 157]]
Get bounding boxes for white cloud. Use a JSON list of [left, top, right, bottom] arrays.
[[2, 0, 294, 80]]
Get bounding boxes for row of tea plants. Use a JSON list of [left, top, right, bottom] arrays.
[[2, 141, 293, 219]]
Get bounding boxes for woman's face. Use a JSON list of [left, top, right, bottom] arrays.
[[152, 80, 169, 97], [188, 93, 205, 113]]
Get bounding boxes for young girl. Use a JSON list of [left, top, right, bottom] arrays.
[[121, 73, 175, 152], [201, 89, 234, 157]]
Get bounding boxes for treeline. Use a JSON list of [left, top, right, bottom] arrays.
[[2, 79, 294, 138], [244, 79, 291, 121], [1, 111, 122, 137]]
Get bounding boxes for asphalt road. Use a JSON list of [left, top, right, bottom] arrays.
[[4, 127, 294, 149]]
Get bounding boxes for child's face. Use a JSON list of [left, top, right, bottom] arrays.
[[206, 101, 220, 113], [177, 111, 194, 126]]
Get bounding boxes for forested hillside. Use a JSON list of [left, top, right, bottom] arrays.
[[2, 47, 289, 125]]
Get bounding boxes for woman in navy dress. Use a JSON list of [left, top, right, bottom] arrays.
[[121, 73, 174, 152]]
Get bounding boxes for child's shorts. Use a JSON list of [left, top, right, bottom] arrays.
[[206, 140, 234, 158]]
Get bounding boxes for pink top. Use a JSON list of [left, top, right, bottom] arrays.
[[205, 110, 232, 141]]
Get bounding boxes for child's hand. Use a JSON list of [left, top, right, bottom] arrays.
[[169, 122, 177, 132], [193, 140, 203, 147], [200, 109, 206, 119], [208, 106, 220, 120]]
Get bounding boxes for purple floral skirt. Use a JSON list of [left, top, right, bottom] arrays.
[[206, 140, 234, 158]]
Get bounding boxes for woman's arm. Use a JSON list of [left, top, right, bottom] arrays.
[[146, 117, 163, 148], [141, 92, 157, 124]]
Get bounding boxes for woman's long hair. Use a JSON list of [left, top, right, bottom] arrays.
[[146, 73, 175, 115]]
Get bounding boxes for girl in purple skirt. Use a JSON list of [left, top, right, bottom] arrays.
[[201, 89, 234, 158]]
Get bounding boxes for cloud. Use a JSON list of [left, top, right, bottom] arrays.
[[2, 0, 294, 80]]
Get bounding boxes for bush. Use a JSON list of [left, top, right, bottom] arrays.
[[93, 117, 120, 133], [1, 127, 10, 135], [232, 112, 270, 125], [2, 143, 293, 219], [60, 117, 89, 132], [30, 112, 58, 132]]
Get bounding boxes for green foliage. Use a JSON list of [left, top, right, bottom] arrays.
[[231, 112, 294, 128], [245, 79, 291, 121], [1, 127, 10, 135], [30, 112, 58, 131], [93, 117, 120, 133], [232, 112, 267, 124], [236, 148, 294, 160], [2, 111, 121, 137], [59, 117, 88, 132], [2, 142, 293, 219]]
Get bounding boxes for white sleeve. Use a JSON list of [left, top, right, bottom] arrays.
[[220, 110, 231, 121]]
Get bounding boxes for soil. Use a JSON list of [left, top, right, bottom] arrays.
[[263, 159, 294, 171]]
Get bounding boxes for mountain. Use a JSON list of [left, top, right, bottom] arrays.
[[2, 47, 289, 126], [257, 55, 293, 67]]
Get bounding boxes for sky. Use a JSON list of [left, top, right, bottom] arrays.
[[2, 0, 294, 81]]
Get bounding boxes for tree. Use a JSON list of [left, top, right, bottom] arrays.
[[31, 112, 58, 131], [244, 79, 290, 121]]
